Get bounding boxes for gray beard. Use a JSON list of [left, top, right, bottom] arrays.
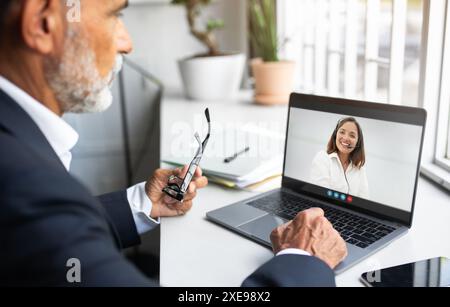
[[44, 26, 122, 114]]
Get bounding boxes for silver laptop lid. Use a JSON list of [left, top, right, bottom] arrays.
[[282, 93, 427, 227]]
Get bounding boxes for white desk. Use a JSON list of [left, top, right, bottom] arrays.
[[160, 93, 450, 287]]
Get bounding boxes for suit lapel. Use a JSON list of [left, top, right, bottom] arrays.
[[0, 89, 125, 248], [0, 89, 67, 172]]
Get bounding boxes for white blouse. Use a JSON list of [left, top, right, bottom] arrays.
[[310, 150, 369, 198]]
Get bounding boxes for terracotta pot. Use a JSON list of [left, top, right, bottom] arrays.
[[251, 59, 295, 105]]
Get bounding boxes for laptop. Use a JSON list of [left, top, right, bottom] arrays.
[[206, 93, 427, 274]]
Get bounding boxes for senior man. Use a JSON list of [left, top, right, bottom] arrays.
[[0, 0, 347, 286]]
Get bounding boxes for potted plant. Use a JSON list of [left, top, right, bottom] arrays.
[[172, 0, 246, 101], [248, 0, 295, 105]]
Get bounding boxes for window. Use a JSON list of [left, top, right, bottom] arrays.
[[277, 0, 422, 105], [418, 0, 450, 189], [277, 0, 449, 190], [447, 122, 450, 160], [435, 0, 450, 172]]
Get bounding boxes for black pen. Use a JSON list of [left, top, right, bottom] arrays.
[[223, 147, 250, 163]]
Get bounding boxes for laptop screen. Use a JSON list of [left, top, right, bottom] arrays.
[[283, 94, 426, 226]]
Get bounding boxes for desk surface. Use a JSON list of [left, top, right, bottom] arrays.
[[160, 93, 450, 287]]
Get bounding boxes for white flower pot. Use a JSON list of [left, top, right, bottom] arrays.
[[178, 53, 246, 101]]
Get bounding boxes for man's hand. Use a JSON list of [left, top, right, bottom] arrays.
[[270, 208, 348, 269], [145, 166, 208, 219]]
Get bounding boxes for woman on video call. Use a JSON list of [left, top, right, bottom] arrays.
[[310, 117, 369, 198]]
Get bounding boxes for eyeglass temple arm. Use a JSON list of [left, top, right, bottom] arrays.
[[180, 133, 203, 193], [202, 108, 211, 148], [180, 108, 210, 193]]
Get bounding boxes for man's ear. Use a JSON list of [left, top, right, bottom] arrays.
[[20, 0, 65, 55]]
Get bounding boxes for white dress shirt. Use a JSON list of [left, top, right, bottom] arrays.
[[276, 248, 311, 257], [310, 150, 369, 198], [0, 76, 158, 235]]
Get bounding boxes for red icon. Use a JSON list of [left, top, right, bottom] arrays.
[[347, 196, 353, 203]]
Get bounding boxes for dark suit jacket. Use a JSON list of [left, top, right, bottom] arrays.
[[0, 89, 335, 287]]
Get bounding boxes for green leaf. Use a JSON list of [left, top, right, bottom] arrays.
[[171, 0, 187, 5], [171, 0, 221, 54], [206, 19, 224, 32], [248, 0, 279, 62], [171, 0, 213, 6]]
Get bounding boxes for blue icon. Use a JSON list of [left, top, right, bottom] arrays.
[[340, 194, 346, 201], [327, 190, 333, 197], [333, 192, 340, 199]]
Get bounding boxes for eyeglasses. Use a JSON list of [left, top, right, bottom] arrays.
[[162, 108, 211, 202]]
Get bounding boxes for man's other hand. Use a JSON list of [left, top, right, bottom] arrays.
[[270, 208, 348, 269], [145, 166, 208, 218]]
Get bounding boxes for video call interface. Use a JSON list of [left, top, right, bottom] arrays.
[[284, 107, 423, 214]]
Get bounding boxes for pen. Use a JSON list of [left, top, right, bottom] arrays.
[[224, 147, 250, 163]]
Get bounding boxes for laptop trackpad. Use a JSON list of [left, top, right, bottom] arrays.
[[238, 214, 287, 243]]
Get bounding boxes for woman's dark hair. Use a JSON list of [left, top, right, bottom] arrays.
[[327, 117, 366, 168]]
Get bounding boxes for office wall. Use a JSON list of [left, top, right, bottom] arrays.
[[67, 1, 248, 195], [123, 0, 248, 93]]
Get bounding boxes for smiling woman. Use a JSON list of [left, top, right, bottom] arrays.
[[327, 117, 366, 169], [310, 117, 369, 198]]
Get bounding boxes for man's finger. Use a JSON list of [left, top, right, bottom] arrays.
[[181, 183, 199, 202], [194, 167, 203, 177], [168, 200, 193, 214], [163, 194, 178, 205], [312, 215, 331, 229], [174, 165, 189, 178], [271, 220, 290, 241], [293, 207, 324, 227], [187, 182, 197, 195], [192, 176, 208, 189], [297, 207, 324, 221], [183, 191, 197, 203], [270, 226, 282, 242], [155, 168, 172, 179], [278, 220, 292, 233]]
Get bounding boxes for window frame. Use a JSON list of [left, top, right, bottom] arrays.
[[276, 0, 449, 190], [418, 0, 450, 190], [435, 0, 450, 171]]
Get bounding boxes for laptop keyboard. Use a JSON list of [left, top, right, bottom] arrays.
[[247, 192, 396, 249]]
